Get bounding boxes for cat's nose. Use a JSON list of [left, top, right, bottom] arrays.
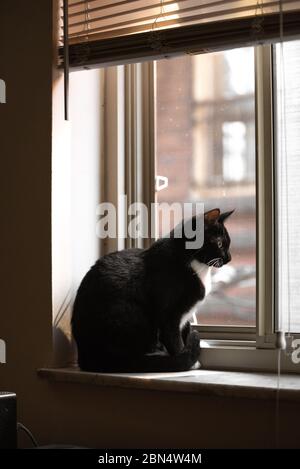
[[226, 252, 232, 263]]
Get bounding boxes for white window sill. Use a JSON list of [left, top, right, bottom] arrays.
[[38, 366, 300, 403], [199, 341, 300, 374]]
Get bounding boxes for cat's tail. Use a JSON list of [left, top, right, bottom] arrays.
[[78, 331, 201, 373]]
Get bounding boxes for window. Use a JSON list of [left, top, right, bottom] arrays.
[[155, 48, 256, 327], [54, 0, 300, 375], [96, 40, 300, 371], [63, 36, 300, 373]]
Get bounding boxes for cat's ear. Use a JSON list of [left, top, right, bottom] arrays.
[[204, 208, 220, 224], [219, 210, 235, 223]]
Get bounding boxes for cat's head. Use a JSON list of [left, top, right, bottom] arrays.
[[193, 208, 234, 268]]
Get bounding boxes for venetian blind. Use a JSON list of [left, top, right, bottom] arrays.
[[62, 0, 300, 69]]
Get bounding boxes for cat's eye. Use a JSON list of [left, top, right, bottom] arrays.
[[217, 240, 223, 249]]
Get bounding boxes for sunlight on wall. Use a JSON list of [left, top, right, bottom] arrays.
[[52, 68, 103, 366]]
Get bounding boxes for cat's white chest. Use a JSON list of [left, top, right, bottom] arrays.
[[190, 260, 212, 296]]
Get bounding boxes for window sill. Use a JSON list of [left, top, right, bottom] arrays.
[[38, 366, 300, 403], [199, 341, 300, 373]]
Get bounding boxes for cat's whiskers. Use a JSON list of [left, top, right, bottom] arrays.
[[207, 257, 221, 267], [207, 259, 217, 266], [192, 258, 219, 274]]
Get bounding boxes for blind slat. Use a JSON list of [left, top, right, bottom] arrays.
[[61, 0, 300, 69]]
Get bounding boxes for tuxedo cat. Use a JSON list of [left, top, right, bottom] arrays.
[[72, 208, 234, 372]]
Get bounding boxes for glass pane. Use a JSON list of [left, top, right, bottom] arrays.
[[275, 40, 300, 333], [155, 47, 256, 326]]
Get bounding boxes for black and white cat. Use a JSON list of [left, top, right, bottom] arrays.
[[72, 208, 234, 372]]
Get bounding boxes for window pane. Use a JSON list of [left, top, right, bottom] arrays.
[[155, 48, 256, 326], [275, 40, 300, 333]]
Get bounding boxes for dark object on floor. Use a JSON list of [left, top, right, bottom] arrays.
[[0, 392, 17, 449]]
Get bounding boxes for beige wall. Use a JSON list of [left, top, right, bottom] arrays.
[[1, 0, 300, 449], [0, 0, 52, 445]]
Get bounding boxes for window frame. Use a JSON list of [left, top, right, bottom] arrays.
[[255, 44, 276, 349], [102, 62, 156, 256], [101, 44, 300, 373]]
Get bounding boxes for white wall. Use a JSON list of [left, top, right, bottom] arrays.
[[70, 69, 103, 290], [52, 68, 103, 366]]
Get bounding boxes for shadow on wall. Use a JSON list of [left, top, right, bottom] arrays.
[[53, 325, 76, 368]]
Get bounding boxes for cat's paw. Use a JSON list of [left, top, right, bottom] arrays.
[[191, 360, 202, 370]]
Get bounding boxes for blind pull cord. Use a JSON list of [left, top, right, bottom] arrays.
[[63, 0, 70, 121]]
